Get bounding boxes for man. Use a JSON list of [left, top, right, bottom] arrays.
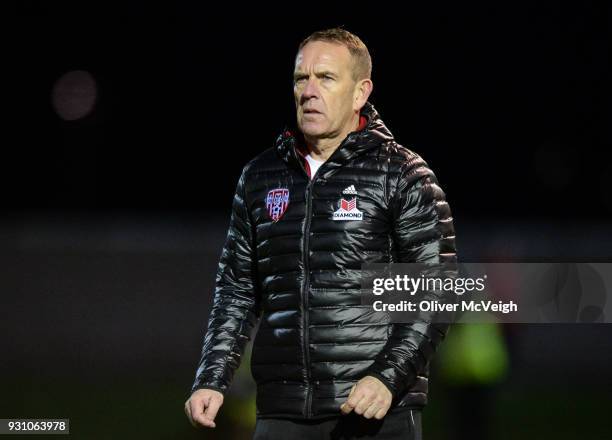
[[185, 28, 456, 439]]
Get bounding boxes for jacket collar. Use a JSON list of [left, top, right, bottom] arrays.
[[275, 101, 394, 176]]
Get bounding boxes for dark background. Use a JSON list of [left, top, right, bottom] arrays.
[[2, 1, 611, 439]]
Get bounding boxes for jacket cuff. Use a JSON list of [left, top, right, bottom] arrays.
[[365, 359, 416, 400], [190, 382, 228, 397]]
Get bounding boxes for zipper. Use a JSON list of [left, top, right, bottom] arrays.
[[289, 126, 368, 416], [302, 179, 314, 418], [295, 140, 324, 418]]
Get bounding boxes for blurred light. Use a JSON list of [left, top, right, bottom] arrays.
[[51, 70, 97, 121]]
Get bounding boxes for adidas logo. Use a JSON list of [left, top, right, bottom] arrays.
[[342, 185, 357, 195]]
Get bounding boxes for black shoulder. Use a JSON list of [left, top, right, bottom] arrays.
[[379, 141, 436, 186]]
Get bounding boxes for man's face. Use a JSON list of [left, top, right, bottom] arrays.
[[293, 41, 359, 140]]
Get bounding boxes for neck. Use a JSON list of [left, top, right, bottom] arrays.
[[304, 113, 360, 161]]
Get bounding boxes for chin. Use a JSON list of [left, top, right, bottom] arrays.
[[298, 121, 326, 138]]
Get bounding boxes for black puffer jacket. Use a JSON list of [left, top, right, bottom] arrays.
[[191, 102, 457, 419]]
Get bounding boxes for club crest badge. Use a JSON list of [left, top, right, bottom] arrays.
[[332, 185, 363, 221], [266, 188, 290, 222]]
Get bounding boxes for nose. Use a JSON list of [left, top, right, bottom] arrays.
[[301, 77, 319, 102]]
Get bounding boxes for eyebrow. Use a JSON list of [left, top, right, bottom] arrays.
[[293, 70, 338, 80], [316, 70, 337, 78]]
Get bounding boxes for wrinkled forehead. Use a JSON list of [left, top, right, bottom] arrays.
[[294, 41, 353, 73]]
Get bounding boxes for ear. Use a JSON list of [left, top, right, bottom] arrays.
[[353, 79, 373, 112]]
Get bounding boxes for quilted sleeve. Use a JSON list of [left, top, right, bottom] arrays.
[[364, 154, 457, 398], [190, 167, 261, 395]]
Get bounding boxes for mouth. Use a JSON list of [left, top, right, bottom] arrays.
[[303, 108, 322, 115]]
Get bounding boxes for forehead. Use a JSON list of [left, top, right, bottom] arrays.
[[294, 41, 353, 72]]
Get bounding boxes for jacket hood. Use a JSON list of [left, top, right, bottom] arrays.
[[275, 101, 395, 174]]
